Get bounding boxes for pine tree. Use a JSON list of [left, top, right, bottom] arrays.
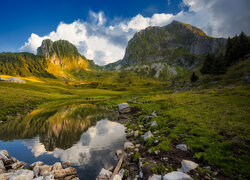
[[191, 72, 199, 82], [200, 54, 213, 74]]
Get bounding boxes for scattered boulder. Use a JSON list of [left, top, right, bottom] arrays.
[[163, 171, 193, 180], [124, 142, 134, 150], [118, 103, 130, 113], [176, 144, 188, 151], [143, 131, 153, 141], [181, 160, 199, 173]]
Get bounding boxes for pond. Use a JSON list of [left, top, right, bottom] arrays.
[[0, 102, 126, 179]]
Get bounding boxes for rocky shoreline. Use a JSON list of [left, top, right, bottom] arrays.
[[96, 102, 222, 180], [0, 150, 79, 180]]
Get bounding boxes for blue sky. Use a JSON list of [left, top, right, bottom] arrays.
[[0, 0, 182, 52], [1, 0, 249, 65]]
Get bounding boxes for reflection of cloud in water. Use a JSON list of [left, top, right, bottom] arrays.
[[23, 137, 47, 157], [23, 119, 126, 166]]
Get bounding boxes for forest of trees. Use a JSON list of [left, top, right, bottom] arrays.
[[200, 32, 250, 75]]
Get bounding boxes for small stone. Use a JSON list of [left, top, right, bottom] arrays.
[[143, 131, 153, 141], [52, 162, 62, 170], [150, 121, 158, 128], [134, 148, 139, 152], [126, 130, 134, 138], [212, 171, 218, 176], [124, 142, 134, 150], [181, 160, 199, 173], [1, 151, 10, 158], [0, 160, 5, 170], [176, 144, 188, 151], [40, 165, 52, 176], [118, 103, 130, 114], [134, 130, 139, 137], [9, 169, 34, 180], [163, 171, 193, 180], [148, 174, 161, 180], [135, 144, 140, 148], [30, 161, 44, 169], [139, 125, 144, 129], [154, 140, 159, 144], [152, 111, 157, 117], [97, 168, 112, 179], [116, 150, 123, 157], [113, 174, 122, 180], [204, 166, 211, 170], [154, 150, 160, 155], [11, 161, 26, 170]]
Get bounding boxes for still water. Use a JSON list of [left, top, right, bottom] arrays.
[[0, 102, 126, 179]]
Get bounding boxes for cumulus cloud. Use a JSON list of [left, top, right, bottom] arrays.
[[19, 0, 250, 65]]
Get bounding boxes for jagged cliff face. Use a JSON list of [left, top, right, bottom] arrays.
[[122, 21, 226, 67], [37, 39, 93, 78]]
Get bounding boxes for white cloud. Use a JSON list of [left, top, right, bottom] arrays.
[[19, 1, 250, 65]]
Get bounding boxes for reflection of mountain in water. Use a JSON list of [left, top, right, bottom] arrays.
[[0, 103, 118, 151]]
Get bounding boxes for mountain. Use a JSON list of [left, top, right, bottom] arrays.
[[105, 21, 227, 79], [0, 52, 54, 78], [0, 39, 100, 79]]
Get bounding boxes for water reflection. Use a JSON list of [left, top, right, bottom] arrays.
[[0, 103, 126, 179]]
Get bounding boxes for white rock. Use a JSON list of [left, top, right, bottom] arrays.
[[0, 151, 8, 161], [0, 160, 5, 170], [118, 103, 130, 113], [152, 111, 157, 117], [150, 121, 158, 128], [33, 177, 43, 180], [113, 174, 122, 180], [0, 172, 12, 180], [181, 160, 199, 173], [163, 171, 193, 180], [134, 130, 139, 137], [45, 174, 54, 180], [176, 144, 188, 151], [99, 168, 112, 178], [52, 162, 62, 170], [124, 142, 134, 150], [6, 78, 25, 83], [149, 174, 161, 180], [1, 150, 10, 158], [9, 169, 34, 180], [11, 161, 26, 170], [30, 161, 44, 168], [143, 131, 153, 141]]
